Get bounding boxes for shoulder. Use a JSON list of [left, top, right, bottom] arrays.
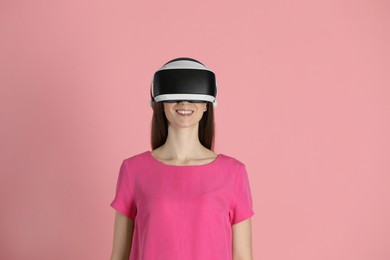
[[122, 150, 150, 168], [218, 153, 246, 169]]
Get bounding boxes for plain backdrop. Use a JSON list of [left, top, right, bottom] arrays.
[[1, 0, 389, 259]]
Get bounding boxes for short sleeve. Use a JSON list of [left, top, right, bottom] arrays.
[[229, 164, 255, 225], [110, 159, 137, 220]]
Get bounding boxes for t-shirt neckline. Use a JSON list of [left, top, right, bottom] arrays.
[[147, 150, 221, 168]]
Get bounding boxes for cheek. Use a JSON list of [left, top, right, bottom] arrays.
[[163, 105, 174, 115], [165, 110, 175, 120], [164, 104, 173, 110], [196, 110, 206, 120]]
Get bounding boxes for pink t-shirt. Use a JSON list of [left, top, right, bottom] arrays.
[[110, 150, 255, 260]]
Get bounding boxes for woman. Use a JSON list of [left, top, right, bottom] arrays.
[[110, 57, 255, 260]]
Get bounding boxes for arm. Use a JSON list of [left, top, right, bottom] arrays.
[[110, 211, 135, 260], [232, 218, 254, 260]]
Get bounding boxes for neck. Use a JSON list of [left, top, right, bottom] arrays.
[[162, 123, 204, 160]]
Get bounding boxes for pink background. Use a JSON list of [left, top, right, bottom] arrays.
[[1, 0, 389, 259]]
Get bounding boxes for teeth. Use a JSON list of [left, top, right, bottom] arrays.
[[176, 110, 193, 114]]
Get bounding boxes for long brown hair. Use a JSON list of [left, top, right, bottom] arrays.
[[151, 101, 215, 150]]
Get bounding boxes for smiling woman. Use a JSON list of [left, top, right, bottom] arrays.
[[110, 57, 255, 260]]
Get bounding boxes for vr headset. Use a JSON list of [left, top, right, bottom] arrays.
[[150, 57, 218, 108]]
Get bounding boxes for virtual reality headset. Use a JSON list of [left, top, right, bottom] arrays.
[[150, 57, 218, 108]]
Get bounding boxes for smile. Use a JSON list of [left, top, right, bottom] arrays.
[[176, 109, 194, 116]]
